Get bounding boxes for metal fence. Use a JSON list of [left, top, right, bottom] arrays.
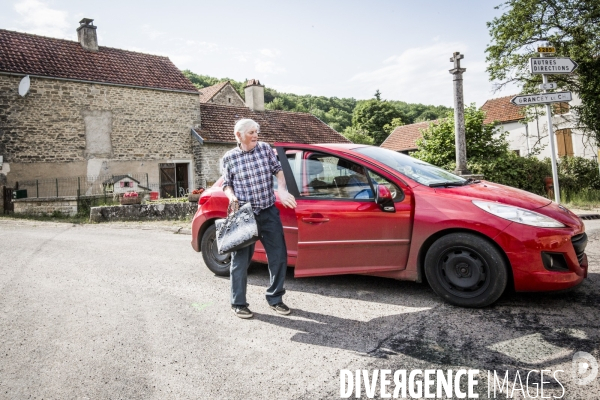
[[15, 173, 158, 198]]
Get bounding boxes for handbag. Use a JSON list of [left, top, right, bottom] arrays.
[[214, 202, 259, 254]]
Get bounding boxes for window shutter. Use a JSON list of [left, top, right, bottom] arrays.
[[555, 129, 566, 157], [565, 128, 574, 156], [120, 181, 124, 187]]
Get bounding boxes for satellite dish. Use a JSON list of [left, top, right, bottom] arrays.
[[18, 75, 30, 97]]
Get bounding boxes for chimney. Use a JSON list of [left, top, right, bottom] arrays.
[[77, 18, 98, 52], [244, 79, 265, 111]]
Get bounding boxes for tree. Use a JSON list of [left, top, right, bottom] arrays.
[[351, 99, 404, 145], [341, 127, 375, 145], [181, 70, 449, 135], [486, 0, 600, 143], [383, 117, 405, 135], [412, 105, 510, 167]]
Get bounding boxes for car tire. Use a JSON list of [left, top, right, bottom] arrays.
[[200, 224, 231, 276], [424, 232, 507, 308]]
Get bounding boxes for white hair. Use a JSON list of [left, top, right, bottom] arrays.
[[233, 119, 259, 143]]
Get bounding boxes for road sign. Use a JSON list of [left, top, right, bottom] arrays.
[[511, 92, 572, 106], [529, 57, 578, 74], [539, 82, 557, 90], [537, 46, 556, 53]]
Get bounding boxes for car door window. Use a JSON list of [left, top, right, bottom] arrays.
[[274, 151, 302, 190], [300, 153, 372, 200]]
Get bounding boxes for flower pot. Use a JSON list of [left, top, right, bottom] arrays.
[[188, 193, 201, 203], [120, 197, 141, 205]]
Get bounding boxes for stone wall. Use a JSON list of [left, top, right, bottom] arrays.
[[13, 197, 79, 216], [208, 85, 245, 107], [90, 202, 197, 222], [0, 185, 5, 214], [0, 74, 201, 185], [201, 143, 236, 186]]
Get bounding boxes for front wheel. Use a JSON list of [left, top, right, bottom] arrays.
[[424, 233, 508, 307], [200, 224, 231, 276]]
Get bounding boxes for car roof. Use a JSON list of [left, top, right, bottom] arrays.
[[274, 142, 369, 153]]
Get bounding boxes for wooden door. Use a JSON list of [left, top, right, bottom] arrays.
[[159, 163, 176, 198]]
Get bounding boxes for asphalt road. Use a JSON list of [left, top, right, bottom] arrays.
[[0, 217, 598, 399]]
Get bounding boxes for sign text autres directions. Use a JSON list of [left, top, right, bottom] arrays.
[[529, 57, 578, 74]]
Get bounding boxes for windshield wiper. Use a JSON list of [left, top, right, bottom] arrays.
[[428, 181, 467, 188], [465, 178, 481, 184]]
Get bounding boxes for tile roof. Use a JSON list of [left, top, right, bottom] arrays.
[[480, 95, 524, 124], [380, 120, 438, 152], [198, 103, 350, 144], [0, 29, 198, 93], [199, 81, 230, 102]]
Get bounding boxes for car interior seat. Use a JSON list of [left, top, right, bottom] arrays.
[[306, 159, 327, 195]]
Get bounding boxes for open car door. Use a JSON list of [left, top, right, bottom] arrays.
[[276, 145, 413, 278]]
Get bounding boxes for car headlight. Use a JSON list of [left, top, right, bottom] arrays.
[[472, 200, 566, 228]]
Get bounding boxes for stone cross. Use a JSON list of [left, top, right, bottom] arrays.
[[449, 51, 470, 175]]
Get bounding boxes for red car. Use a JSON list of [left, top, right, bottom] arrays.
[[191, 143, 588, 307]]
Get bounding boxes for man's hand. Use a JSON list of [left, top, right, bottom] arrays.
[[278, 189, 297, 209], [276, 171, 297, 209], [223, 186, 239, 213]]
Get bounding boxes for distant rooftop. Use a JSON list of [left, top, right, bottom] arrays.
[[198, 103, 350, 144], [380, 120, 438, 152], [480, 95, 524, 124]]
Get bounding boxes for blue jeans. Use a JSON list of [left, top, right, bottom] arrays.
[[230, 205, 288, 307]]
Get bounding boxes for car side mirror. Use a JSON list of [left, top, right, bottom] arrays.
[[375, 185, 395, 213]]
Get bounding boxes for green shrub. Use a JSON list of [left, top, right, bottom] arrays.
[[468, 154, 551, 196], [557, 156, 600, 191]]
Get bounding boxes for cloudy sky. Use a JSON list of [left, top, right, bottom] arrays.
[[0, 0, 519, 107]]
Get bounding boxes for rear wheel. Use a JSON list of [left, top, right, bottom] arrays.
[[424, 233, 507, 307], [200, 224, 230, 276]]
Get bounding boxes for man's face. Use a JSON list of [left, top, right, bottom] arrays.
[[239, 127, 259, 150]]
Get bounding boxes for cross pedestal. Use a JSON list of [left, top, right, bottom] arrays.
[[449, 51, 471, 176]]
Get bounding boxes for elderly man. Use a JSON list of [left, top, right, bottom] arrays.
[[221, 118, 297, 319]]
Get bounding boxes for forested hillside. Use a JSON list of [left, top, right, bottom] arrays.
[[183, 70, 451, 145]]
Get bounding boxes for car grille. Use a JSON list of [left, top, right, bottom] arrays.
[[571, 233, 588, 266]]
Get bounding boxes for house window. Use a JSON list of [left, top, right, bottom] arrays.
[[228, 97, 231, 103], [512, 149, 521, 156], [553, 102, 570, 115], [555, 128, 574, 157]]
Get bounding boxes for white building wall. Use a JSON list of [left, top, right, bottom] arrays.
[[497, 93, 597, 160]]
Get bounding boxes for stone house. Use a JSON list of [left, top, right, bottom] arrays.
[[0, 19, 349, 206], [194, 79, 351, 186], [0, 19, 201, 198], [382, 95, 597, 161], [199, 81, 245, 106]]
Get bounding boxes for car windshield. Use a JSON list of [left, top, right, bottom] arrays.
[[354, 146, 467, 186]]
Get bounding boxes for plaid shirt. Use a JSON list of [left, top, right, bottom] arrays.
[[221, 141, 282, 214]]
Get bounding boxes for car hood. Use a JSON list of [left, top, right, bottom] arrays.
[[436, 180, 552, 210]]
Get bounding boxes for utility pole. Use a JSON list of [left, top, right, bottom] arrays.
[[449, 52, 470, 175]]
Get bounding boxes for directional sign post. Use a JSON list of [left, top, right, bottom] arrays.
[[513, 52, 579, 204], [529, 57, 578, 74], [510, 91, 572, 106], [539, 82, 557, 90], [540, 57, 563, 204]]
